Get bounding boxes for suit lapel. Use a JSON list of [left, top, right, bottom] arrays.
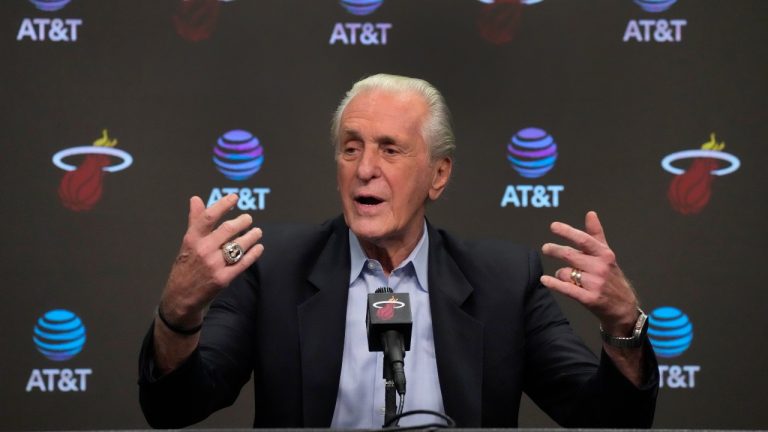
[[298, 217, 350, 427], [427, 224, 484, 427]]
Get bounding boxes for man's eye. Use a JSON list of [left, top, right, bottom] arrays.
[[343, 145, 360, 155], [382, 147, 399, 155]]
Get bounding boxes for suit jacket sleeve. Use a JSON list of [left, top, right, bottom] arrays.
[[521, 249, 659, 428], [137, 219, 342, 429], [137, 267, 259, 429]]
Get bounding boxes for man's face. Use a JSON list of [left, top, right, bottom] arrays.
[[337, 89, 451, 248]]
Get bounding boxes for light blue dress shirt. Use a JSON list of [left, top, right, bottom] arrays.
[[330, 222, 445, 428]]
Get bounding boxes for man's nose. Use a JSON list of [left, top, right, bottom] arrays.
[[356, 145, 381, 180]]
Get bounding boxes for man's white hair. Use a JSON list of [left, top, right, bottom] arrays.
[[331, 73, 456, 161]]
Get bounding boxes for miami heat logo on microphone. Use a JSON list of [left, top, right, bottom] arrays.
[[52, 129, 133, 212], [373, 296, 405, 321]]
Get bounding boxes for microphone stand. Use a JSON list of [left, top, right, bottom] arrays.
[[383, 359, 397, 427]]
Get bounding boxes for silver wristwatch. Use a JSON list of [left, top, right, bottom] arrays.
[[600, 308, 648, 348]]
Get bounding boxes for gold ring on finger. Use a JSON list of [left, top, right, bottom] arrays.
[[570, 268, 583, 288]]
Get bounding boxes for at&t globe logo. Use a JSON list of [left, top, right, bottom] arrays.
[[33, 309, 86, 361], [634, 0, 677, 13], [207, 129, 271, 211], [340, 0, 384, 16], [507, 127, 558, 178], [26, 309, 93, 392], [29, 0, 71, 12], [500, 127, 564, 209], [649, 305, 701, 389], [213, 129, 264, 181], [649, 306, 692, 357]]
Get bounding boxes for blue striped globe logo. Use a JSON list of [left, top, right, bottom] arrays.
[[28, 0, 71, 12], [634, 0, 677, 13], [339, 0, 383, 16], [649, 306, 693, 358], [478, 0, 544, 4], [213, 130, 264, 181], [507, 127, 558, 178], [33, 309, 86, 362]]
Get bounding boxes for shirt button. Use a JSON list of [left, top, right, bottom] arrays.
[[367, 262, 376, 270]]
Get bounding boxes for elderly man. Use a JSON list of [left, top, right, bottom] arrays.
[[139, 74, 658, 428]]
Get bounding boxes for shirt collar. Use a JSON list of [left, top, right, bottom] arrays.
[[348, 221, 430, 292]]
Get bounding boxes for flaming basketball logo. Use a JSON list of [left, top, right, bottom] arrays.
[[476, 0, 523, 45], [661, 133, 740, 215], [476, 0, 542, 45], [373, 295, 406, 321], [173, 0, 221, 42], [376, 296, 397, 320], [52, 129, 133, 212]]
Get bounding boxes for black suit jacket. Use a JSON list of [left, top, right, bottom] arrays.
[[139, 216, 658, 428]]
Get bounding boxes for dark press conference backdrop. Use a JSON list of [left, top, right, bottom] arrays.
[[1, 0, 767, 429]]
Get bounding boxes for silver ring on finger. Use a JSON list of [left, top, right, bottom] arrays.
[[570, 268, 584, 288], [222, 241, 245, 265]]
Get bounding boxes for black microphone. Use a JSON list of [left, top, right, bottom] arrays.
[[366, 287, 412, 395]]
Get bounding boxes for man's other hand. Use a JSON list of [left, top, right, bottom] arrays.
[[540, 211, 639, 337]]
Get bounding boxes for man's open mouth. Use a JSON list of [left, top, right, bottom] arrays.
[[355, 195, 384, 206]]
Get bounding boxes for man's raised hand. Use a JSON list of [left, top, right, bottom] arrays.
[[159, 194, 264, 329]]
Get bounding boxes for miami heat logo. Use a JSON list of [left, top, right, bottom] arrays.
[[477, 0, 523, 45], [661, 133, 740, 215], [475, 0, 542, 45], [373, 296, 405, 321], [172, 0, 220, 42], [52, 129, 132, 212]]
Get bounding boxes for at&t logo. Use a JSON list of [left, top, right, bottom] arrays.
[[500, 127, 564, 208], [26, 309, 93, 392], [649, 306, 700, 389], [634, 0, 677, 13], [329, 0, 392, 46], [17, 0, 83, 42], [622, 0, 687, 43], [340, 0, 383, 15], [207, 129, 271, 211], [29, 0, 71, 11]]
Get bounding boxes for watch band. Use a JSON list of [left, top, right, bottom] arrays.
[[600, 307, 648, 348]]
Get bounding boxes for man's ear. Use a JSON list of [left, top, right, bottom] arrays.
[[428, 157, 452, 201]]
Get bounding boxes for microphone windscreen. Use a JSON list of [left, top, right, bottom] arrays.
[[366, 290, 412, 352]]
